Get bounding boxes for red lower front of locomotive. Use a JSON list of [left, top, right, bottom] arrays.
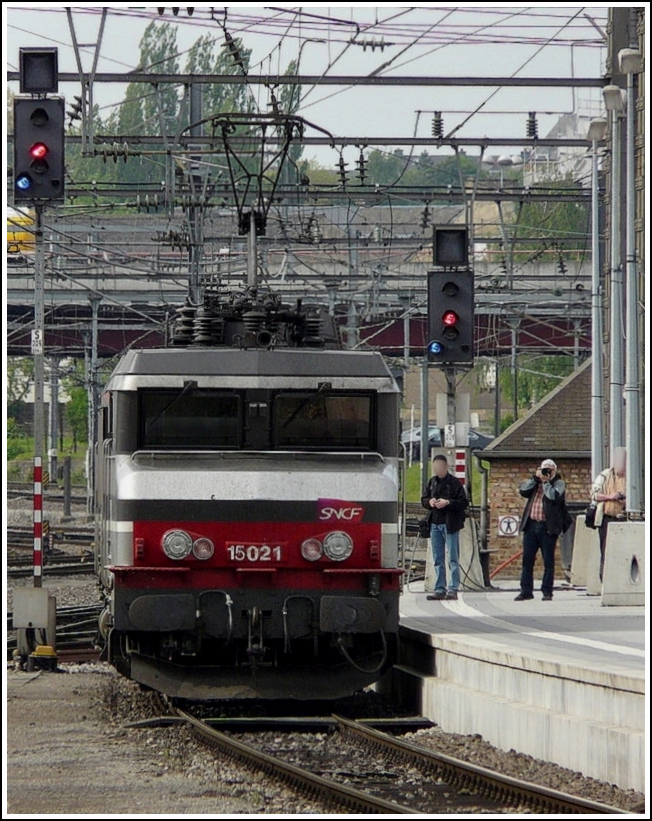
[[106, 519, 401, 699]]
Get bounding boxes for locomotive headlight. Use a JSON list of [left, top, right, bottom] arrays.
[[192, 537, 214, 560], [301, 538, 323, 561], [323, 531, 354, 562], [162, 529, 193, 560]]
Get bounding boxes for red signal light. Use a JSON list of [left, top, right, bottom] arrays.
[[442, 310, 459, 326], [30, 142, 48, 159]]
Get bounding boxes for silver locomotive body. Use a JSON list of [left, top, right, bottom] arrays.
[[95, 348, 401, 699]]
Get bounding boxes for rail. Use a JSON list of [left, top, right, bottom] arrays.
[[334, 716, 629, 815]]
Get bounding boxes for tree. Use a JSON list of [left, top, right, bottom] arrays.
[[362, 149, 486, 198], [499, 354, 576, 410], [139, 21, 180, 135], [65, 387, 88, 453], [184, 33, 253, 118], [6, 357, 34, 405], [509, 176, 590, 261]]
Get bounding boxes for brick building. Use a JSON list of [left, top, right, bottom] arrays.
[[477, 358, 593, 579]]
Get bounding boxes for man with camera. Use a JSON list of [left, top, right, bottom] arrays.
[[515, 458, 568, 602]]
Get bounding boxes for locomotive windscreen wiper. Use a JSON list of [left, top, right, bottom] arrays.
[[280, 382, 331, 429], [145, 380, 198, 432]]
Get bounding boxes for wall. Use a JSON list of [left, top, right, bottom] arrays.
[[486, 457, 592, 579]]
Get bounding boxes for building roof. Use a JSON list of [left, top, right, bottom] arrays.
[[479, 357, 592, 459]]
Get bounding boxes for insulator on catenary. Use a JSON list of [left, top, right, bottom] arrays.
[[355, 149, 366, 184], [527, 112, 538, 139], [431, 112, 444, 140], [337, 156, 349, 187]]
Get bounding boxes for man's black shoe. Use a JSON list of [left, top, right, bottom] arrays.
[[514, 593, 534, 601], [426, 592, 446, 600], [445, 591, 458, 600], [542, 595, 553, 601]]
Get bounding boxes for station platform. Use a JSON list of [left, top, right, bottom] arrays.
[[384, 582, 646, 793]]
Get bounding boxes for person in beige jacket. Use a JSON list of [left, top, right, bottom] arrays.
[[590, 447, 626, 581]]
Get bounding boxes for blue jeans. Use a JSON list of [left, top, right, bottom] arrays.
[[520, 519, 557, 597], [430, 523, 460, 594]]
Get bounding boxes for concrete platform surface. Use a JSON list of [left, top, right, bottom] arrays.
[[400, 581, 645, 680], [390, 582, 645, 792]]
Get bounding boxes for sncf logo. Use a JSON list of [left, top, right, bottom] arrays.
[[317, 499, 365, 523]]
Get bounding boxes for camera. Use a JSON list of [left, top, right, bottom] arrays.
[[541, 468, 552, 477]]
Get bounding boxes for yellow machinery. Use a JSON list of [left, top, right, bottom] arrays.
[[7, 205, 35, 253]]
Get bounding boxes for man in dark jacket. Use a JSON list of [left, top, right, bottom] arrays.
[[421, 454, 468, 601], [515, 458, 567, 602]]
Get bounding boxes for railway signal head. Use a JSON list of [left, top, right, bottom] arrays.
[[427, 270, 474, 366], [13, 97, 65, 203]]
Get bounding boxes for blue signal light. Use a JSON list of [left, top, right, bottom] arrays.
[[428, 340, 444, 355], [15, 174, 33, 191]]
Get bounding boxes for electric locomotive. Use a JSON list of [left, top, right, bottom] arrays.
[[95, 287, 401, 699]]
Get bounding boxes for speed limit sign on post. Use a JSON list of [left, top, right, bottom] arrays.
[[31, 329, 43, 355]]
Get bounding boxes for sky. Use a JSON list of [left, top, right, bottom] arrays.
[[3, 3, 615, 168]]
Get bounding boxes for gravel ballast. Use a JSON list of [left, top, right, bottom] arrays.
[[401, 726, 645, 814], [6, 670, 327, 815]]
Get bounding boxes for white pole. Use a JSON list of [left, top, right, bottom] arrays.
[[624, 71, 641, 514], [409, 404, 415, 468], [591, 137, 605, 476], [608, 110, 624, 453]]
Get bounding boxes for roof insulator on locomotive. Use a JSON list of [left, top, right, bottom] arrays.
[[527, 111, 538, 139], [172, 302, 196, 345], [192, 306, 219, 346], [303, 312, 324, 346], [431, 112, 444, 140]]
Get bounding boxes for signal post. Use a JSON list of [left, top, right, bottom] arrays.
[[426, 226, 474, 456], [12, 47, 63, 668]]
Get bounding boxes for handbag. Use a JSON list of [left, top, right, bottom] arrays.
[[584, 503, 598, 529], [418, 517, 431, 538]]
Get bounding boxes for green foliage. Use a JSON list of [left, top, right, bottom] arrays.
[[65, 387, 88, 451], [500, 355, 576, 410], [500, 413, 515, 433], [184, 33, 253, 118], [6, 419, 27, 460], [296, 158, 339, 187], [510, 176, 590, 261], [6, 357, 34, 404], [364, 149, 485, 194]]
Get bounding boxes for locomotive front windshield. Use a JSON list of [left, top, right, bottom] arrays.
[[274, 392, 374, 450], [137, 388, 375, 451], [140, 389, 241, 448]]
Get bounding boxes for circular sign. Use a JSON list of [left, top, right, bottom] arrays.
[[498, 515, 519, 537]]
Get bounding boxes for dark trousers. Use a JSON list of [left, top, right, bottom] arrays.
[[598, 516, 618, 582], [520, 519, 558, 597]]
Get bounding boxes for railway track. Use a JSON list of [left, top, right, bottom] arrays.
[[176, 707, 418, 814], [7, 558, 95, 578], [7, 525, 94, 544], [171, 709, 628, 814], [6, 603, 102, 661], [334, 715, 629, 815]]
